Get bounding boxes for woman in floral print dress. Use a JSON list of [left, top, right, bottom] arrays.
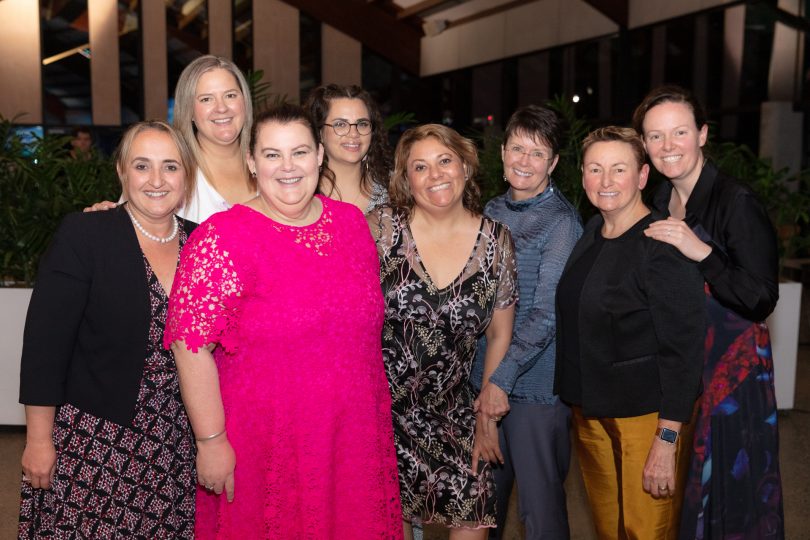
[[369, 124, 517, 538]]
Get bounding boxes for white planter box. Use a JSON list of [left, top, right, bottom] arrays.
[[767, 281, 802, 410], [0, 288, 31, 425]]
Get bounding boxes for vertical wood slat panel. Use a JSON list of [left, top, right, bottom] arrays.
[[321, 24, 361, 87], [0, 0, 42, 123], [254, 0, 300, 103], [142, 0, 168, 121], [89, 0, 121, 125]]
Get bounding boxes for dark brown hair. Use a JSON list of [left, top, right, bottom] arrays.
[[503, 105, 562, 156], [249, 103, 319, 156], [632, 85, 708, 135], [304, 84, 392, 197]]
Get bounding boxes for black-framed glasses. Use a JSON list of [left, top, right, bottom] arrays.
[[322, 120, 373, 136]]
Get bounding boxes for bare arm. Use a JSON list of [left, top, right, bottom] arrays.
[[172, 341, 235, 502], [472, 304, 515, 473], [642, 418, 683, 499], [21, 405, 57, 489]]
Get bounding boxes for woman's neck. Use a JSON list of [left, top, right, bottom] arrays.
[[323, 160, 364, 197], [669, 153, 705, 210], [411, 203, 474, 230], [601, 199, 650, 239]]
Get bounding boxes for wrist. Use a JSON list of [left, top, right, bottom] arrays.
[[655, 426, 679, 445]]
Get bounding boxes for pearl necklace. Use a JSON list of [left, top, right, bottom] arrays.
[[125, 205, 179, 244]]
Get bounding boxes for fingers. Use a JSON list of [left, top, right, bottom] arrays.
[[225, 474, 235, 502], [473, 398, 480, 413], [471, 447, 480, 475]]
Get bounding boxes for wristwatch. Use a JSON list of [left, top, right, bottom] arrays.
[[656, 427, 679, 445]]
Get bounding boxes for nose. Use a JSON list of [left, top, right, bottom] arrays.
[[661, 135, 674, 151], [149, 167, 164, 187], [281, 154, 295, 171], [214, 96, 228, 112], [516, 150, 531, 165]]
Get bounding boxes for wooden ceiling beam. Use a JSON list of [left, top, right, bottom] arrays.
[[581, 0, 628, 27], [445, 0, 533, 29], [280, 0, 421, 74], [397, 0, 456, 19]]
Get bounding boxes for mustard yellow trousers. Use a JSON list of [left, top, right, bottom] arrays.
[[572, 407, 694, 540]]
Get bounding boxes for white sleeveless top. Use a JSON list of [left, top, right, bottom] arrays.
[[176, 169, 232, 224]]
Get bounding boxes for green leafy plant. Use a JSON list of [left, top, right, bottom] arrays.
[[0, 117, 119, 285], [246, 69, 289, 112]]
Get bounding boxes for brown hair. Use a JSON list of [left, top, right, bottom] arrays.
[[115, 120, 196, 206], [581, 126, 647, 170], [304, 84, 392, 197], [389, 123, 482, 217], [249, 103, 320, 156], [632, 85, 708, 135], [503, 105, 562, 156]]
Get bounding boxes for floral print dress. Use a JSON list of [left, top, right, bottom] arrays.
[[370, 207, 518, 528]]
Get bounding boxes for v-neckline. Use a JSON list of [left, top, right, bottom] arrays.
[[406, 218, 485, 292]]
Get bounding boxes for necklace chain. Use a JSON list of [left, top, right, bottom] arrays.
[[125, 205, 179, 244]]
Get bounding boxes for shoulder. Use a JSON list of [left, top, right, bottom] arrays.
[[483, 193, 507, 215], [57, 206, 130, 240], [321, 195, 365, 222]]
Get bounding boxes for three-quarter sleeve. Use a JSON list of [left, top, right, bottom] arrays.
[[697, 190, 779, 321], [164, 220, 245, 354], [494, 224, 518, 310], [647, 245, 706, 422], [20, 215, 91, 405]]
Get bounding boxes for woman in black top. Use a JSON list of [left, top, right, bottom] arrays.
[[634, 85, 783, 539], [18, 121, 198, 539], [555, 126, 705, 539]]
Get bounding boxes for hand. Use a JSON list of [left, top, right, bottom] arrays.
[[644, 217, 712, 262], [196, 435, 236, 502], [83, 200, 118, 213], [21, 439, 57, 490], [474, 382, 510, 420], [642, 438, 677, 499], [471, 413, 503, 475]]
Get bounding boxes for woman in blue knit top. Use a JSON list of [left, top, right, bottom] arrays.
[[472, 105, 582, 539]]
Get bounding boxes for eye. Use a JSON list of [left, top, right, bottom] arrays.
[[413, 164, 425, 172], [587, 167, 601, 174], [531, 151, 546, 159], [264, 152, 281, 160], [165, 164, 179, 172], [646, 134, 660, 141], [440, 157, 452, 166], [614, 167, 625, 174], [198, 96, 212, 103], [509, 145, 523, 153], [676, 129, 687, 136], [332, 120, 349, 130], [134, 163, 148, 171], [226, 92, 239, 99], [293, 149, 310, 157], [357, 120, 372, 130]]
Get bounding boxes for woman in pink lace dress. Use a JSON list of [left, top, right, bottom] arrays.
[[164, 104, 402, 539]]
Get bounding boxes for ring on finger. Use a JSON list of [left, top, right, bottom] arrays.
[[205, 484, 214, 490]]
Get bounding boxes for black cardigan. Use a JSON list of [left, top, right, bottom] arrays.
[[19, 205, 196, 426], [652, 161, 779, 322], [554, 213, 705, 422]]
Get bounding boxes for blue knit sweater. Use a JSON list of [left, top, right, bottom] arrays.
[[471, 183, 582, 403]]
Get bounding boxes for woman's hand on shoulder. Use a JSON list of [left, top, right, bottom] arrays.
[[644, 217, 712, 262], [196, 434, 236, 502], [83, 200, 118, 213], [21, 439, 57, 490]]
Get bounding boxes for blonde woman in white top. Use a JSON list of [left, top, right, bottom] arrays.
[[87, 55, 254, 224]]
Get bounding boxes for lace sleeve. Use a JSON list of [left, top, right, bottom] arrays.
[[494, 223, 518, 309], [164, 220, 244, 354]]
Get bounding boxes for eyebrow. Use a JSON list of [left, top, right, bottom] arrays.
[[131, 156, 181, 163], [259, 144, 313, 152]]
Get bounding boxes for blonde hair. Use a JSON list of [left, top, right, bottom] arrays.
[[173, 55, 253, 187], [115, 120, 196, 207], [581, 126, 647, 170], [389, 124, 482, 217]]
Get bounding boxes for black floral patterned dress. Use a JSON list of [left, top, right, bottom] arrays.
[[18, 229, 196, 539], [370, 207, 518, 528]]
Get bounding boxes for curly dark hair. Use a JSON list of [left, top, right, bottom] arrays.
[[304, 84, 393, 198], [389, 124, 482, 218]]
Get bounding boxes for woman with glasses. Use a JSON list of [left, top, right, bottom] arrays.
[[305, 84, 392, 214], [471, 105, 582, 539]]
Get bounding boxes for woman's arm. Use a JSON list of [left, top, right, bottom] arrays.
[[172, 341, 235, 502], [21, 406, 57, 489], [472, 304, 515, 473]]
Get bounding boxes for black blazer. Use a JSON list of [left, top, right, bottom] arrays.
[[19, 205, 196, 426], [554, 213, 705, 422]]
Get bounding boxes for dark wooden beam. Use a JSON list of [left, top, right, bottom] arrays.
[[581, 0, 628, 27], [280, 0, 421, 74]]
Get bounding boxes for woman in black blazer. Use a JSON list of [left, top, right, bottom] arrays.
[[18, 121, 198, 539], [555, 126, 705, 539]]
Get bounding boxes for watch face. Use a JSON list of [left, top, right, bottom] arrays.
[[660, 428, 678, 444]]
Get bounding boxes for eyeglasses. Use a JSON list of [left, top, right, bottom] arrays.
[[322, 120, 373, 136], [505, 145, 552, 162]]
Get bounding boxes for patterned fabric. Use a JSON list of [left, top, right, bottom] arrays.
[[18, 228, 196, 539], [680, 285, 784, 540], [164, 196, 403, 539], [371, 207, 518, 528], [366, 181, 389, 214]]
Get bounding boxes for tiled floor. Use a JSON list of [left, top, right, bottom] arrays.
[[2, 337, 809, 538]]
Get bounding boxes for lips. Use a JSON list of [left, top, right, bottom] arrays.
[[598, 191, 619, 197], [144, 191, 169, 198], [661, 155, 681, 163], [428, 182, 451, 192], [511, 168, 533, 177], [277, 177, 302, 185]]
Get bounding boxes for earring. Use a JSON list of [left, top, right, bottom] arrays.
[[503, 174, 508, 182]]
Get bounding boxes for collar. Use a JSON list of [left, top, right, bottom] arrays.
[[504, 181, 557, 212], [652, 160, 718, 221]]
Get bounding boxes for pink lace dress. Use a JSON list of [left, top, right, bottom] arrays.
[[164, 196, 402, 539]]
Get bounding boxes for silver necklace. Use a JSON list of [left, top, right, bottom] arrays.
[[125, 205, 179, 244]]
